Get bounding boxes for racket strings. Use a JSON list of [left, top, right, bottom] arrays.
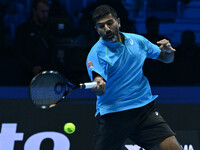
[[48, 87, 78, 109], [30, 73, 67, 107]]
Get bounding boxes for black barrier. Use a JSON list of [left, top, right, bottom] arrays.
[[0, 87, 200, 150], [0, 98, 96, 150]]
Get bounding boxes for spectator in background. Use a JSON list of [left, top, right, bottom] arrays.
[[2, 1, 27, 41], [0, 24, 4, 53], [122, 0, 145, 19], [143, 16, 167, 44], [174, 30, 200, 85], [14, 0, 53, 85], [0, 6, 5, 55], [48, 0, 76, 39], [74, 14, 98, 48], [175, 30, 200, 58], [77, 0, 135, 33], [0, 1, 5, 47], [49, 0, 69, 17]]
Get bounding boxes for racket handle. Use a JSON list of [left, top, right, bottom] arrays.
[[80, 82, 97, 89]]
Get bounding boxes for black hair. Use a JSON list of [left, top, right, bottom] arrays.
[[92, 5, 118, 23], [32, 0, 50, 9]]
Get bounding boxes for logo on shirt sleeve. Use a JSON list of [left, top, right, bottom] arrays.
[[88, 61, 94, 68]]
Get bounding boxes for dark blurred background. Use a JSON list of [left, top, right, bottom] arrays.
[[0, 0, 200, 86]]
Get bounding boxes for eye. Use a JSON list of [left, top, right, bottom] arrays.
[[98, 24, 104, 29], [107, 20, 114, 26]]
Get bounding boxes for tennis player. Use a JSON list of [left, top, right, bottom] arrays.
[[86, 5, 182, 150]]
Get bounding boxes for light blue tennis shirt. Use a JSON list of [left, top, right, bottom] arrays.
[[86, 32, 161, 116]]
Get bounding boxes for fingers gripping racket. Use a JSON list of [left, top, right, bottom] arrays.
[[29, 71, 97, 109]]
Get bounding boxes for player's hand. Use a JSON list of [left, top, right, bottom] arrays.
[[92, 76, 106, 96], [157, 39, 176, 53]]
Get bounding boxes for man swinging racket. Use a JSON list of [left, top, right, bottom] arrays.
[[86, 4, 182, 150]]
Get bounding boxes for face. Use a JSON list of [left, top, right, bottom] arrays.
[[33, 2, 49, 24], [95, 14, 121, 42]]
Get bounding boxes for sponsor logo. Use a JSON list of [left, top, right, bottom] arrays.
[[0, 123, 70, 150], [0, 123, 195, 150], [130, 39, 133, 45], [125, 144, 194, 150], [88, 61, 94, 68]]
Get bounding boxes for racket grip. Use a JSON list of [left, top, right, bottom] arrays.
[[80, 82, 97, 89]]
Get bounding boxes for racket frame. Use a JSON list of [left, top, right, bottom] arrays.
[[29, 71, 97, 109]]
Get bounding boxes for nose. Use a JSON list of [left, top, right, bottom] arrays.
[[104, 24, 110, 32]]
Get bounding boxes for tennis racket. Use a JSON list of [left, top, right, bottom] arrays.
[[29, 71, 97, 109]]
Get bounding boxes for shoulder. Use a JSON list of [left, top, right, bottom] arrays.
[[88, 40, 107, 57], [123, 32, 147, 43], [17, 19, 33, 29], [122, 32, 145, 39]]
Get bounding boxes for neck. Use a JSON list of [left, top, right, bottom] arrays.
[[118, 33, 125, 44]]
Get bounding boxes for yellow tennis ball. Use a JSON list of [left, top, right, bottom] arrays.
[[64, 123, 76, 134]]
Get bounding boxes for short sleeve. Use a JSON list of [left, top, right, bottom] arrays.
[[142, 37, 161, 59], [86, 50, 108, 81]]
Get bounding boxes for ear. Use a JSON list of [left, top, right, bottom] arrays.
[[117, 18, 121, 28]]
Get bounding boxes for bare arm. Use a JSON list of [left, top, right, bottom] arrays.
[[92, 72, 106, 96], [157, 39, 176, 63]]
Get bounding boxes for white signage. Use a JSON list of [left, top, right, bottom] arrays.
[[0, 123, 70, 150]]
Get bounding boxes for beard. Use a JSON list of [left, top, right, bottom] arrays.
[[103, 26, 120, 42], [106, 34, 118, 42]]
